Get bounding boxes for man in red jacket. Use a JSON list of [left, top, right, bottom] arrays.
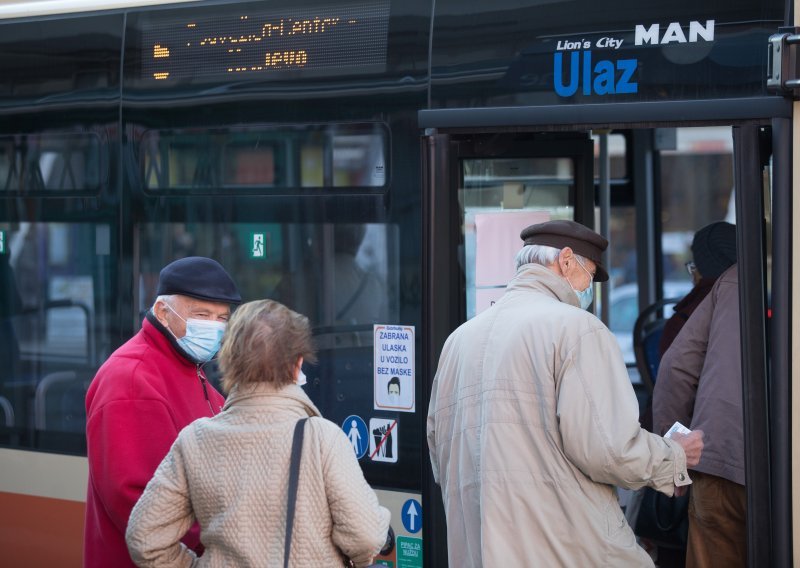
[[84, 257, 241, 568]]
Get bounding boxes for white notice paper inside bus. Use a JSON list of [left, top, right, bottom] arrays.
[[374, 324, 415, 412]]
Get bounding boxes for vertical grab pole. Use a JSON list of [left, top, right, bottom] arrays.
[[597, 131, 610, 324], [771, 117, 793, 567], [732, 124, 772, 567]]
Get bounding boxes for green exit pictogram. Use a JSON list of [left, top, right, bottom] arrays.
[[249, 232, 266, 259]]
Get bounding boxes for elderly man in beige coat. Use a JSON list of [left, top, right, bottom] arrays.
[[427, 220, 704, 567]]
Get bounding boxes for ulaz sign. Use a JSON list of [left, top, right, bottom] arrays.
[[553, 20, 715, 97]]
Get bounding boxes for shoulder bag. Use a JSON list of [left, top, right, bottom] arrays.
[[284, 418, 387, 568]]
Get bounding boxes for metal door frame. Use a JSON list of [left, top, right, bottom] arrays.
[[421, 130, 596, 567], [420, 114, 789, 566]]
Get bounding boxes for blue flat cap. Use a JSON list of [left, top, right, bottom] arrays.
[[157, 257, 241, 304]]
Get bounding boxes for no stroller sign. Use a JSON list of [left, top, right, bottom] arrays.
[[374, 324, 415, 412]]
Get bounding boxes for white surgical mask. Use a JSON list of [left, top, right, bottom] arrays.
[[165, 303, 226, 363], [296, 369, 307, 387], [567, 258, 594, 311]]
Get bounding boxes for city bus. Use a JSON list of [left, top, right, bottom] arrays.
[[0, 0, 794, 565]]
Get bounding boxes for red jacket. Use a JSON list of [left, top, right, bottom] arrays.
[[84, 315, 225, 568]]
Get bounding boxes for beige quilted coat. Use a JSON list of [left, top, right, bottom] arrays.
[[126, 383, 390, 567]]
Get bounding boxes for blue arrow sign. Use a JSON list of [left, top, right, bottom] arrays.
[[401, 498, 422, 534]]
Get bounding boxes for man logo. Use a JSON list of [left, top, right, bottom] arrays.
[[635, 20, 715, 45]]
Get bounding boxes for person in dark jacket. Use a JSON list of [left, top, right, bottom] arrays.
[[654, 265, 744, 568], [641, 222, 736, 567], [84, 257, 241, 568], [658, 221, 737, 357]]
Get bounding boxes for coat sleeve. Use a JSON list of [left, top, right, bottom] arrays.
[[125, 435, 198, 568], [426, 332, 458, 486], [322, 426, 391, 568], [426, 374, 441, 484], [87, 397, 203, 553], [652, 291, 714, 436], [556, 326, 689, 495]]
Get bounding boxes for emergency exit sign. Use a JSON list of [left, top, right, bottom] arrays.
[[249, 232, 266, 259]]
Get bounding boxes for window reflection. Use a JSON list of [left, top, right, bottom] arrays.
[[0, 132, 105, 193], [139, 123, 388, 190], [0, 221, 112, 454], [136, 221, 398, 420]]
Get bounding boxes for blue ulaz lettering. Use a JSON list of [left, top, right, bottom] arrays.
[[554, 51, 638, 96]]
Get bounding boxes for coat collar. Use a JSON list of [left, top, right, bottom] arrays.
[[506, 263, 581, 308], [141, 315, 199, 369], [222, 382, 322, 417], [672, 277, 715, 313]]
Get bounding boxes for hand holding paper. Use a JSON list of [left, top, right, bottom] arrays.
[[665, 422, 704, 468]]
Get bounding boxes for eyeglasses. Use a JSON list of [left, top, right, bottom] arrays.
[[685, 261, 697, 276]]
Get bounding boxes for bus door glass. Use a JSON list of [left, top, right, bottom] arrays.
[[426, 132, 594, 331], [422, 131, 594, 564], [461, 155, 578, 318]]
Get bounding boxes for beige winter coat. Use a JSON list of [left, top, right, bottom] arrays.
[[126, 383, 390, 568], [427, 264, 690, 567]]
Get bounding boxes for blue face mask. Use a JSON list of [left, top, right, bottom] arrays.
[[568, 258, 595, 310], [165, 304, 227, 363]]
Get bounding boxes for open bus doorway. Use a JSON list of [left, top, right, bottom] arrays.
[[422, 120, 777, 566]]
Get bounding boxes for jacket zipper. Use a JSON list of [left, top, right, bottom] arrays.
[[197, 366, 216, 416]]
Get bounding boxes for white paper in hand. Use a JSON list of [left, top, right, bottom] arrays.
[[665, 421, 692, 439]]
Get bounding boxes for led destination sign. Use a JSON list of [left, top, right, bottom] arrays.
[[141, 0, 389, 82]]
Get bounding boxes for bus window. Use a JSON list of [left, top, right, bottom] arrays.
[[138, 123, 388, 191], [601, 127, 735, 372], [333, 133, 386, 187], [660, 126, 735, 283], [0, 221, 113, 453], [137, 221, 397, 327], [136, 220, 400, 418], [0, 132, 106, 193]]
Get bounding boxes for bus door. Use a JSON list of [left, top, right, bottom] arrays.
[[421, 130, 596, 566], [420, 120, 787, 566]]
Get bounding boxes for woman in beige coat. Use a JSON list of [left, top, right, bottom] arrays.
[[126, 299, 390, 567]]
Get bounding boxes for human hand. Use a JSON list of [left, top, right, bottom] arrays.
[[674, 485, 688, 497], [672, 430, 704, 468]]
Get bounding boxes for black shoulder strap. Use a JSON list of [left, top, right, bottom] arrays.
[[284, 418, 308, 568]]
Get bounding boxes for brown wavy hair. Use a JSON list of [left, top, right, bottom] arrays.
[[218, 300, 316, 393]]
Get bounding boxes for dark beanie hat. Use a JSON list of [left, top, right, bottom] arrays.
[[691, 222, 737, 280], [157, 257, 241, 304], [520, 220, 609, 282]]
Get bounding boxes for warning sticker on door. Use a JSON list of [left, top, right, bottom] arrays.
[[369, 418, 398, 463], [396, 536, 423, 568], [374, 324, 415, 412]]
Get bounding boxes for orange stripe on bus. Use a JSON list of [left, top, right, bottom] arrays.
[[0, 491, 84, 567]]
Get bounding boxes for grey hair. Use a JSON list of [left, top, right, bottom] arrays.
[[152, 294, 175, 311], [515, 244, 588, 270], [515, 244, 560, 270]]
